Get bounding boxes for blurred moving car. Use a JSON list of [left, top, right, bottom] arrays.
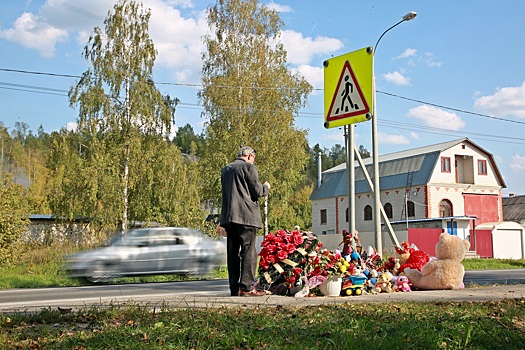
[[65, 227, 226, 283]]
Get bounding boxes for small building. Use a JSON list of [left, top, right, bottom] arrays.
[[22, 214, 93, 245], [474, 221, 525, 259]]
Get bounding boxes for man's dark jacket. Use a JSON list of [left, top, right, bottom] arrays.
[[220, 157, 269, 229]]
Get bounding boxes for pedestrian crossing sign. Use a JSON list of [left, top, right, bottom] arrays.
[[324, 47, 374, 128]]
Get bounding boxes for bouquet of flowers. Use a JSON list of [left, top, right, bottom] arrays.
[[307, 249, 351, 278], [258, 229, 320, 292]]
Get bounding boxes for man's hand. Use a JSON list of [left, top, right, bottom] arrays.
[[263, 181, 271, 190]]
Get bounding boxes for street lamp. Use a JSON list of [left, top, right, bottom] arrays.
[[371, 11, 417, 258]]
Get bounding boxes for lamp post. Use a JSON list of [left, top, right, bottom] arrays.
[[372, 11, 417, 257]]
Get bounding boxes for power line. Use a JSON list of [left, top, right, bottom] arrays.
[[3, 80, 521, 144], [0, 81, 69, 94], [0, 68, 80, 79], [0, 86, 68, 97], [378, 91, 525, 126], [379, 120, 525, 145], [1, 67, 524, 129]]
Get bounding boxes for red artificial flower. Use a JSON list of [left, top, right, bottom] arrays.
[[276, 250, 288, 261]]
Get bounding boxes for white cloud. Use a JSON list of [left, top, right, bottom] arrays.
[[378, 132, 409, 145], [293, 65, 323, 91], [281, 29, 343, 65], [422, 52, 443, 68], [510, 154, 525, 172], [474, 81, 525, 119], [0, 12, 68, 57], [322, 131, 345, 143], [409, 131, 420, 140], [40, 0, 110, 30], [66, 122, 77, 131], [146, 1, 208, 82], [1, 0, 207, 82], [0, 0, 343, 87], [407, 105, 465, 130], [265, 1, 293, 13], [396, 48, 417, 59], [382, 71, 411, 86]]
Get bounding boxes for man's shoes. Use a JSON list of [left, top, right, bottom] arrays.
[[239, 289, 266, 297]]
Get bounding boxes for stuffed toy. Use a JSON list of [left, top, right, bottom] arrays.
[[379, 256, 401, 275], [395, 276, 412, 292], [375, 272, 393, 293], [405, 233, 470, 290], [395, 241, 430, 274]]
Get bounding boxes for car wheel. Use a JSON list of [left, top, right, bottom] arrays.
[[86, 261, 121, 283]]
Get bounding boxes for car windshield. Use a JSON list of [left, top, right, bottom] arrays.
[[108, 230, 152, 247], [105, 228, 209, 247]]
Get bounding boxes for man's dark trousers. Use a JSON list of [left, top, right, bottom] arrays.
[[224, 223, 258, 296]]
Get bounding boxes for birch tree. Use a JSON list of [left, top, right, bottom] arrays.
[[68, 0, 176, 231], [199, 0, 312, 230]]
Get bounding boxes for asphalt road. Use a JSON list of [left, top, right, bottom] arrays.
[[1, 269, 524, 312], [464, 268, 525, 286]]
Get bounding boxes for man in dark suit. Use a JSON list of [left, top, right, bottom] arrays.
[[221, 146, 270, 296]]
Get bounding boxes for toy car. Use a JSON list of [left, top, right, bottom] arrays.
[[341, 275, 367, 296]]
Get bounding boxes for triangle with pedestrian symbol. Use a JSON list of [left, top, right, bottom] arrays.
[[326, 60, 370, 121]]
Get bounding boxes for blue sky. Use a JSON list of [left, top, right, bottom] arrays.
[[1, 0, 525, 195]]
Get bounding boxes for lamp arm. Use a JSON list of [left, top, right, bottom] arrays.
[[373, 19, 404, 54]]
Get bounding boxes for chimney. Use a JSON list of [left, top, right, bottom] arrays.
[[317, 152, 322, 189]]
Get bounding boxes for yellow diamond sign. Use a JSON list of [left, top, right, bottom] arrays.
[[324, 47, 374, 128]]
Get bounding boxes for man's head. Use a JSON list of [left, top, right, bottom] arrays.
[[238, 146, 256, 164]]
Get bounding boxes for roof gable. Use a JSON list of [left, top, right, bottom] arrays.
[[311, 138, 505, 200]]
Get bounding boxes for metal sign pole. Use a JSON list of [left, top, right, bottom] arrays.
[[264, 196, 268, 236], [346, 125, 356, 250]]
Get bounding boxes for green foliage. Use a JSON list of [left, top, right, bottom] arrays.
[[172, 123, 204, 156], [0, 122, 52, 214], [127, 136, 204, 227], [359, 144, 371, 158], [267, 184, 313, 231], [0, 175, 29, 266], [198, 0, 312, 228]]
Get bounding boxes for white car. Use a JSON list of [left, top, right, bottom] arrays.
[[65, 227, 226, 283]]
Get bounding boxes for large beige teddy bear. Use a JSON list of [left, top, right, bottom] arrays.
[[404, 233, 470, 290]]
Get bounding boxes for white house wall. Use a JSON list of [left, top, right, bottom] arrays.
[[311, 197, 337, 235]]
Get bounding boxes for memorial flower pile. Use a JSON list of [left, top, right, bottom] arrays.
[[258, 229, 320, 291], [257, 230, 376, 296]]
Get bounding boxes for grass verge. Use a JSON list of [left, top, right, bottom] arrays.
[[462, 258, 525, 270], [1, 299, 524, 349]]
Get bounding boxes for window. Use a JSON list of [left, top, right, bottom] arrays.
[[364, 205, 372, 221], [345, 207, 349, 222], [384, 203, 393, 219], [441, 157, 451, 172], [439, 199, 453, 217], [320, 209, 327, 224], [478, 159, 487, 175], [407, 200, 415, 217]]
